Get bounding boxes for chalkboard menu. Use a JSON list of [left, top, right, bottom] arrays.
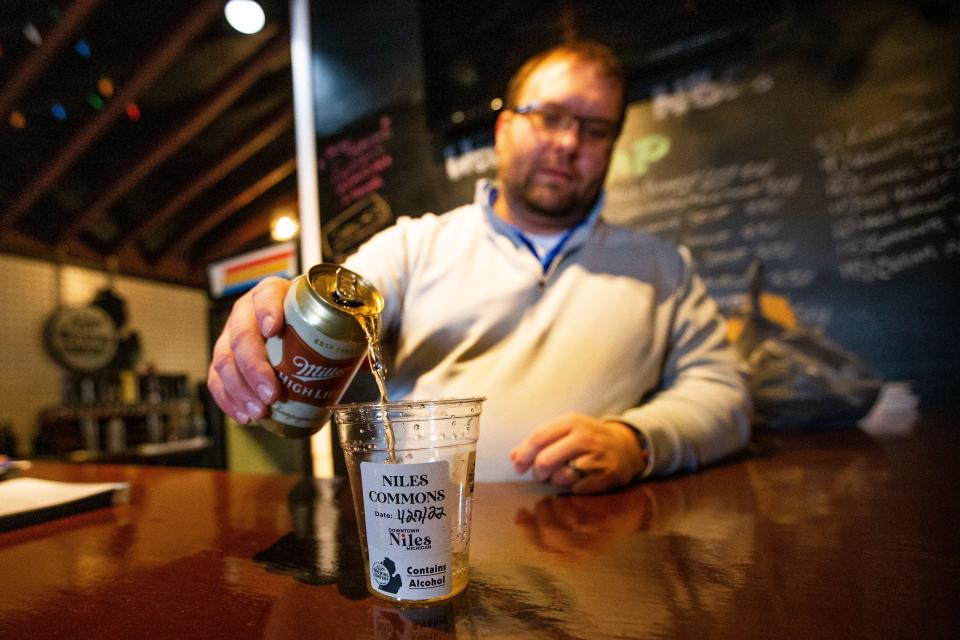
[[317, 102, 475, 262], [314, 2, 958, 408], [605, 4, 959, 407]]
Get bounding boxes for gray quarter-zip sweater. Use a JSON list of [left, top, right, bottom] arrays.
[[344, 180, 751, 482]]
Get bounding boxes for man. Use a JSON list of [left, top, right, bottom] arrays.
[[208, 41, 751, 494]]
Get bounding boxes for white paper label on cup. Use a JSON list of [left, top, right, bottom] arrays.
[[361, 460, 453, 601]]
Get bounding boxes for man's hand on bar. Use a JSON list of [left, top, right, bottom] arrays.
[[207, 276, 290, 424], [509, 414, 649, 494]]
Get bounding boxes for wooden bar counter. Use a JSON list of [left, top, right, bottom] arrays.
[[2, 418, 958, 639]]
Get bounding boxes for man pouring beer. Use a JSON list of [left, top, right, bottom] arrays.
[[207, 41, 751, 494]]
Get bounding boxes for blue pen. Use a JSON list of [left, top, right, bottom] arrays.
[[0, 457, 31, 479]]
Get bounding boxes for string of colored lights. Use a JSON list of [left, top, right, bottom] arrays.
[[3, 12, 140, 130]]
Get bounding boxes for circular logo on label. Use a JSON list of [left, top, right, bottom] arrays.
[[372, 561, 390, 587]]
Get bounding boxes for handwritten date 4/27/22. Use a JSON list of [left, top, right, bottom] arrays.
[[394, 505, 446, 524]]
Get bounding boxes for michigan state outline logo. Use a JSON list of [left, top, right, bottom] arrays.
[[371, 556, 403, 594]]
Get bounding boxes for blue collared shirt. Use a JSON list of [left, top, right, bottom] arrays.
[[479, 181, 604, 274]]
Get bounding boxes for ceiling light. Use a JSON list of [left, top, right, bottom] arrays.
[[224, 0, 266, 35], [270, 210, 300, 241]]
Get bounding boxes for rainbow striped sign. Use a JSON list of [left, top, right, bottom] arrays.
[[208, 242, 298, 298]]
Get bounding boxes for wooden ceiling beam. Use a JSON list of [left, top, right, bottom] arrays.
[[0, 227, 207, 288], [110, 104, 294, 253], [194, 194, 299, 266], [157, 157, 297, 262], [0, 230, 58, 258], [107, 244, 206, 289], [0, 0, 224, 230], [2, 229, 109, 274], [59, 30, 292, 246], [195, 209, 281, 267], [0, 0, 102, 121], [116, 246, 205, 288]]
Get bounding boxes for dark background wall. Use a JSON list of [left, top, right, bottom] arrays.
[[310, 0, 960, 410]]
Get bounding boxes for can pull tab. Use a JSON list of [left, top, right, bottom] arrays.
[[332, 267, 364, 308]]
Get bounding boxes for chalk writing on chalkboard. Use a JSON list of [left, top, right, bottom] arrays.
[[606, 149, 815, 314], [318, 102, 485, 266], [323, 192, 393, 262], [320, 115, 394, 209], [444, 145, 497, 181], [651, 69, 775, 121], [600, 1, 960, 408], [813, 104, 959, 283]]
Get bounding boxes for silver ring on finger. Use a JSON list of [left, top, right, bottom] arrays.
[[566, 459, 588, 480]]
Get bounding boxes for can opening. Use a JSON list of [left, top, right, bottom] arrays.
[[332, 267, 365, 308], [330, 290, 364, 308]]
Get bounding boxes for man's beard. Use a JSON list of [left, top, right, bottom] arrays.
[[518, 179, 598, 221]]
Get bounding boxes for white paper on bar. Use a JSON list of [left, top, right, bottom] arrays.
[[0, 477, 130, 519]]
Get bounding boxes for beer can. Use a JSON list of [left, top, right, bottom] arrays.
[[260, 263, 383, 439]]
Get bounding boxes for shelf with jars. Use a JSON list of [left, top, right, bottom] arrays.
[[34, 370, 211, 464]]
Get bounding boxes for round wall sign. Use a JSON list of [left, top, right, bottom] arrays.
[[44, 305, 119, 372]]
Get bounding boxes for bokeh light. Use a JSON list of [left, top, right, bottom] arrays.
[[98, 77, 114, 97], [224, 0, 266, 35]]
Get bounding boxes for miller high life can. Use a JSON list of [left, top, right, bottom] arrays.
[[260, 263, 383, 438]]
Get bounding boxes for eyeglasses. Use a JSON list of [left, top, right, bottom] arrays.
[[511, 101, 620, 146]]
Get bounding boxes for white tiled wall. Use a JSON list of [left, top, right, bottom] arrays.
[[0, 253, 210, 456]]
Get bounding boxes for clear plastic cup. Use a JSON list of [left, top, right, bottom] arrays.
[[333, 397, 483, 604]]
